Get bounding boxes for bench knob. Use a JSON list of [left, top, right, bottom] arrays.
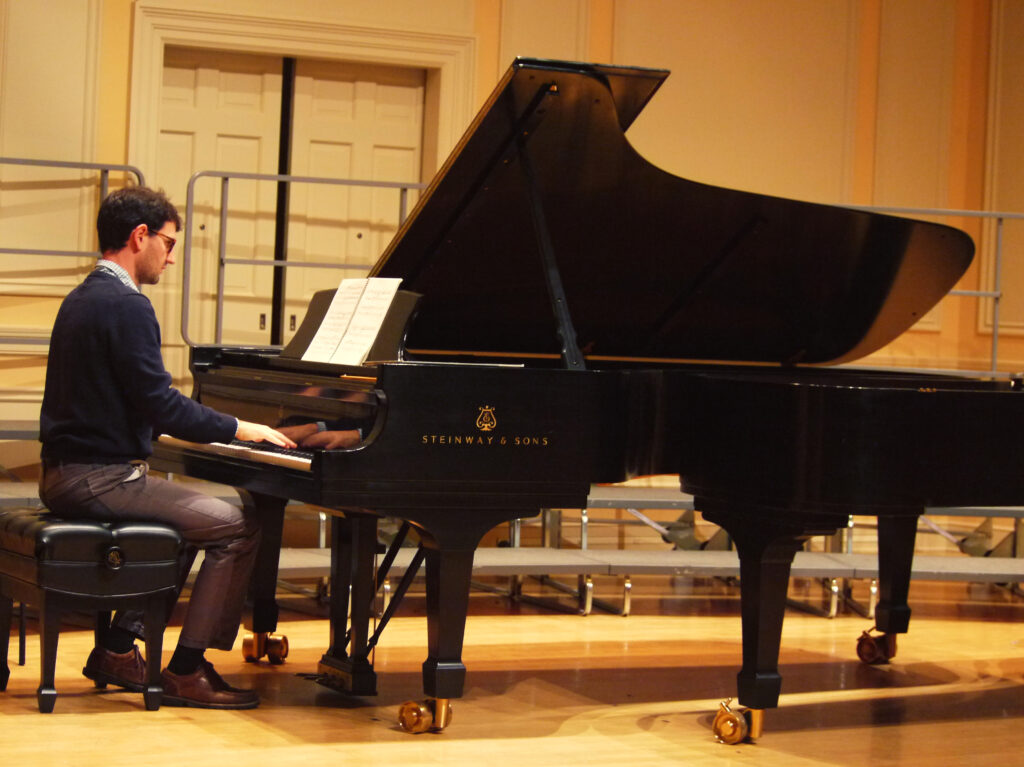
[[104, 546, 125, 570]]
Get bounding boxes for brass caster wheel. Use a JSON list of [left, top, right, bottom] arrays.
[[398, 697, 453, 733], [398, 700, 433, 733], [712, 699, 757, 744], [857, 629, 897, 665], [433, 697, 453, 730], [266, 634, 289, 665], [242, 632, 265, 663], [242, 632, 289, 664]]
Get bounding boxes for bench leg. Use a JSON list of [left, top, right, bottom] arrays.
[[141, 598, 165, 711], [0, 595, 11, 691], [18, 602, 26, 666], [37, 597, 61, 713]]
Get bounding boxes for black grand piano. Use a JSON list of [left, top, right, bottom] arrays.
[[150, 58, 1024, 741]]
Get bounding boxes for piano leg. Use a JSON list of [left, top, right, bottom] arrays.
[[238, 490, 290, 664], [701, 503, 845, 743], [396, 508, 531, 733], [421, 544, 473, 700], [317, 512, 379, 695], [857, 512, 920, 664], [876, 513, 918, 633]]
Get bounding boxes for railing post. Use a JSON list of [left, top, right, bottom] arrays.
[[182, 175, 198, 347], [216, 177, 230, 345], [991, 217, 1005, 376]]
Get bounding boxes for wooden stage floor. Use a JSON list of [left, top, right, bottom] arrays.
[[4, 578, 1024, 766]]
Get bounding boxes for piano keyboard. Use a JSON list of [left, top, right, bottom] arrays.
[[157, 435, 314, 472]]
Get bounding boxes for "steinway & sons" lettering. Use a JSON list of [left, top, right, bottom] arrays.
[[420, 406, 551, 447], [420, 434, 550, 446]]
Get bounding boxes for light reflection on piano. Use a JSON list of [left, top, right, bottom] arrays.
[[157, 435, 314, 472]]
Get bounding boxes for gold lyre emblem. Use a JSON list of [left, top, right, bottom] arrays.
[[475, 406, 497, 432]]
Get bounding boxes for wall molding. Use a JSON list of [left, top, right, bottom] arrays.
[[1, 0, 102, 294], [0, 1, 8, 154], [0, 386, 43, 426], [0, 325, 50, 356], [979, 1, 1020, 338], [0, 386, 42, 401], [129, 2, 476, 184]]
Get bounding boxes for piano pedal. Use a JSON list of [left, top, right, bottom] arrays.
[[856, 628, 897, 664], [242, 632, 290, 665], [398, 697, 452, 733], [712, 698, 763, 744]]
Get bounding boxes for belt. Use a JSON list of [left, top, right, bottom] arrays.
[[41, 458, 141, 470]]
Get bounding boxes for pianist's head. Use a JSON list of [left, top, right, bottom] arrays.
[[97, 186, 182, 285]]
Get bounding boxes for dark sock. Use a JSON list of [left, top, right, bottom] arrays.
[[102, 625, 138, 654], [168, 645, 205, 675]]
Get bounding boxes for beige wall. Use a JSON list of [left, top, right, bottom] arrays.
[[1, 0, 1022, 470]]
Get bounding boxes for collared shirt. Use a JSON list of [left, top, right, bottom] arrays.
[[95, 259, 139, 292]]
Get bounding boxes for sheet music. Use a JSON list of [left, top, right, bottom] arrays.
[[301, 277, 402, 365]]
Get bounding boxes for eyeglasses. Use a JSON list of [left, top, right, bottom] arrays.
[[150, 230, 176, 254]]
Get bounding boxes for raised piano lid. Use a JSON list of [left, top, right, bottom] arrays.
[[369, 57, 974, 366]]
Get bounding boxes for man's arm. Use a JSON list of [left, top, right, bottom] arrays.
[[111, 297, 296, 448]]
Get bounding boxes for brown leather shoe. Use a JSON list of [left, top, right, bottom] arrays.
[[161, 661, 259, 710], [82, 646, 147, 691]]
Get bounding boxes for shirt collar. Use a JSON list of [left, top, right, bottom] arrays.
[[95, 259, 140, 293]]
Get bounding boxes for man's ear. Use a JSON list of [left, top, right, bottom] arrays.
[[129, 223, 148, 251]]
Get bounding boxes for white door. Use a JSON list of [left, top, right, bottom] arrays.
[[158, 49, 425, 354], [159, 47, 283, 349], [285, 60, 424, 344]]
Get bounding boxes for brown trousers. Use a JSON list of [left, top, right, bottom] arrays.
[[38, 461, 259, 651]]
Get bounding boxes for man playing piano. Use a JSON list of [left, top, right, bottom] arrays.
[[38, 186, 296, 709]]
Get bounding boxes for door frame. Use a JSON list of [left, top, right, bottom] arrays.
[[129, 2, 475, 185]]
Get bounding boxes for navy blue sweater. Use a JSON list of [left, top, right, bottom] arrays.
[[40, 270, 236, 464]]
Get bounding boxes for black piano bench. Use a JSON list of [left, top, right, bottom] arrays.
[[0, 507, 183, 713]]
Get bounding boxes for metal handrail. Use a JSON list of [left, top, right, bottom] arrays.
[[181, 169, 426, 347], [0, 157, 146, 344], [0, 156, 146, 202]]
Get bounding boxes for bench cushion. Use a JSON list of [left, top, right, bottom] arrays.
[[0, 508, 182, 597]]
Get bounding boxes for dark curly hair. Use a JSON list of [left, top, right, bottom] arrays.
[[96, 186, 181, 253]]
